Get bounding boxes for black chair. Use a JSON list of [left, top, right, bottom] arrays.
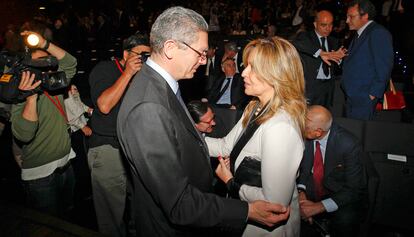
[[334, 117, 365, 145], [334, 117, 379, 237], [364, 120, 414, 231]]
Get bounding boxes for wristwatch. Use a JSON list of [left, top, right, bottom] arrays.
[[42, 40, 50, 50]]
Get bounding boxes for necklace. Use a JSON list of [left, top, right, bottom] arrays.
[[254, 106, 262, 116]]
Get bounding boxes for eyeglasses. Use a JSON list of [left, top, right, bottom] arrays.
[[179, 41, 207, 61]]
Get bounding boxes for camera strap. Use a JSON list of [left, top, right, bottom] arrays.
[[44, 91, 67, 122], [114, 58, 124, 73]]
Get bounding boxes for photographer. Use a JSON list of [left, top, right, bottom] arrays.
[[87, 33, 150, 237], [10, 30, 77, 218]]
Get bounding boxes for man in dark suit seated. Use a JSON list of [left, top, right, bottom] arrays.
[[297, 105, 366, 237], [206, 58, 249, 111]]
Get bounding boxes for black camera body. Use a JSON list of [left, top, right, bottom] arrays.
[[140, 52, 150, 62], [0, 51, 70, 103]]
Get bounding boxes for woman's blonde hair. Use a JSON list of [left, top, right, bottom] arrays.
[[241, 37, 307, 136]]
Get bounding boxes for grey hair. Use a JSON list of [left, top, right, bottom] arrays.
[[150, 6, 208, 53]]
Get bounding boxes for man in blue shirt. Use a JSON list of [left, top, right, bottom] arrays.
[[298, 105, 366, 237]]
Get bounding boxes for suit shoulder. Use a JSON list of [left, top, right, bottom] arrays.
[[331, 123, 360, 146], [370, 22, 392, 37]]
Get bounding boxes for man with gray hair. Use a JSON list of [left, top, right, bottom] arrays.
[[297, 105, 366, 237], [117, 6, 289, 236]]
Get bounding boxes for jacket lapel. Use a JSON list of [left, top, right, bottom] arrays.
[[323, 125, 337, 177], [347, 22, 376, 61]]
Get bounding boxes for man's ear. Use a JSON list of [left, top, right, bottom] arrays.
[[163, 40, 176, 60], [315, 128, 324, 138]]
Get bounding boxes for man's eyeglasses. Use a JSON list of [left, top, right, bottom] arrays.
[[179, 41, 207, 61]]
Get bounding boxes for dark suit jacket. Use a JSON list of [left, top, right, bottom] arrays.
[[293, 30, 340, 100], [117, 64, 248, 236], [207, 74, 249, 110], [341, 22, 394, 99], [297, 123, 366, 208]]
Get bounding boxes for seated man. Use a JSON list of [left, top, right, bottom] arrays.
[[297, 105, 366, 237], [205, 58, 249, 110], [187, 100, 215, 135]]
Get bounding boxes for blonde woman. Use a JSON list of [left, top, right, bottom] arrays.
[[206, 37, 306, 236]]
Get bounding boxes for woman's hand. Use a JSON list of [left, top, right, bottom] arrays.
[[215, 156, 233, 183]]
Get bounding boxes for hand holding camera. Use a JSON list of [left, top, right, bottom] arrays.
[[19, 71, 42, 100]]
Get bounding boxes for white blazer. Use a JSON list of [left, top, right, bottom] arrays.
[[206, 109, 304, 237]]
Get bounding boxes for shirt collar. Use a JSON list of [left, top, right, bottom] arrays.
[[315, 129, 331, 148], [357, 20, 373, 37], [146, 58, 179, 94]]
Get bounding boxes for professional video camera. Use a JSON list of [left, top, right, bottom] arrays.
[[0, 50, 70, 103]]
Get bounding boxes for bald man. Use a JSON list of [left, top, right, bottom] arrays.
[[293, 10, 346, 109], [297, 105, 366, 237]]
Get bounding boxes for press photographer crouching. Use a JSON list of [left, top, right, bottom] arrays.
[[10, 30, 77, 218]]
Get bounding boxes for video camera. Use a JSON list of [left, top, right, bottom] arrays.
[[0, 50, 70, 103]]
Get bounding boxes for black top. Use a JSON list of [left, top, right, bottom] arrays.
[[88, 59, 123, 148]]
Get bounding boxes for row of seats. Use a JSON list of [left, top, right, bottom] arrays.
[[334, 117, 414, 236]]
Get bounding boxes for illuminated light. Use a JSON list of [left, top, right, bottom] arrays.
[[39, 7, 46, 10], [27, 34, 40, 46]]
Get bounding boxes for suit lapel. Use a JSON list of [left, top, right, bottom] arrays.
[[323, 126, 337, 177], [311, 31, 321, 50], [305, 140, 315, 170], [144, 65, 209, 157], [347, 22, 376, 61]]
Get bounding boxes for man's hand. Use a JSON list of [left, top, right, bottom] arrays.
[[299, 199, 326, 219], [19, 71, 41, 100], [248, 200, 290, 227], [124, 53, 143, 78], [297, 191, 313, 223], [320, 47, 347, 65], [215, 156, 233, 184], [369, 94, 376, 100], [81, 125, 92, 136]]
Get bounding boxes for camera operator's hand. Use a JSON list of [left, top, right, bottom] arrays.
[[19, 71, 41, 100], [20, 31, 47, 49], [124, 53, 142, 78]]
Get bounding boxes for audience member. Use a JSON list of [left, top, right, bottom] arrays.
[[206, 58, 249, 110], [342, 0, 394, 120], [87, 33, 150, 237], [297, 105, 366, 237], [219, 41, 243, 74], [64, 84, 93, 202], [187, 100, 216, 134], [293, 10, 347, 109], [116, 6, 290, 236], [207, 36, 307, 236], [10, 30, 77, 218]]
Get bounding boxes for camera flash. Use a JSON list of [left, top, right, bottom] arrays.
[[27, 34, 40, 47]]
